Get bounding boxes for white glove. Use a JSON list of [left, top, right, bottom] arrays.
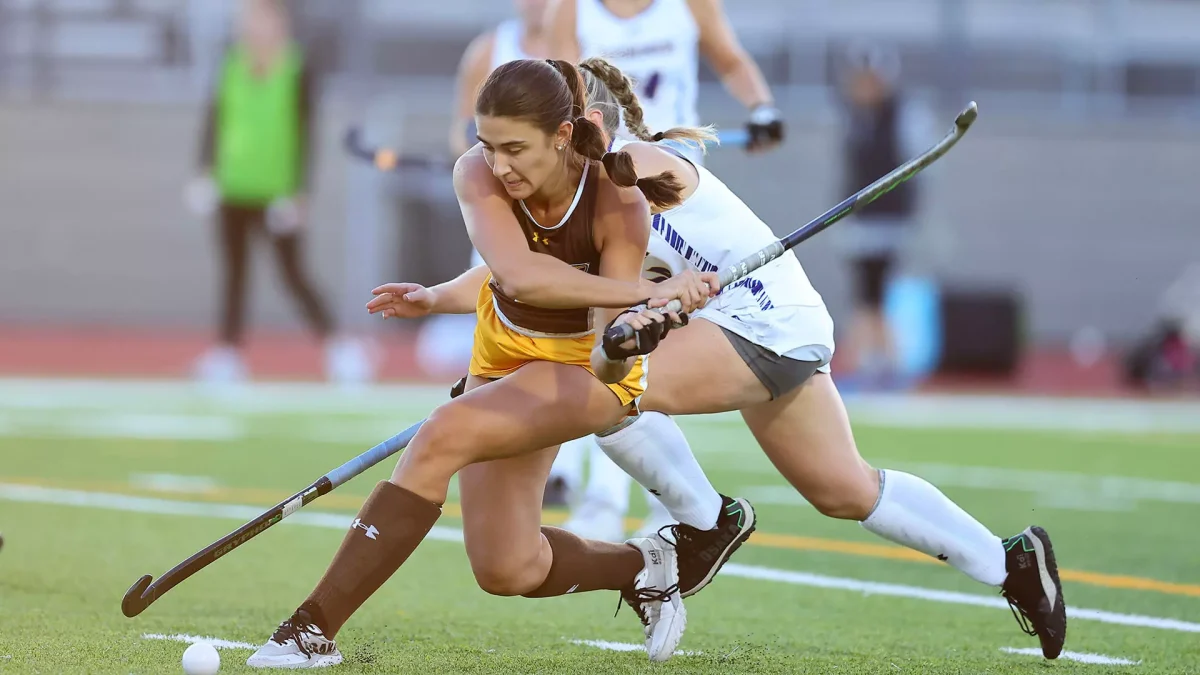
[[183, 175, 218, 218], [266, 196, 303, 235]]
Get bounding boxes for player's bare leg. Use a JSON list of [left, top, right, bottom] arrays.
[[247, 364, 687, 668], [740, 374, 1065, 658]]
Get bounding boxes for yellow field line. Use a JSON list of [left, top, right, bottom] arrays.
[[6, 475, 1200, 599]]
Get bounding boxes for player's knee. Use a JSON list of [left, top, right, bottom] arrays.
[[404, 408, 479, 473], [805, 466, 879, 521], [471, 561, 541, 597]]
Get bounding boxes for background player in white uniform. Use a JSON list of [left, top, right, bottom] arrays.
[[546, 0, 784, 160], [568, 62, 1067, 659], [543, 0, 785, 539]]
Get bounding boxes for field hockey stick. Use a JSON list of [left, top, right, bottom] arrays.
[[343, 126, 456, 172], [121, 419, 425, 618], [344, 125, 751, 173], [603, 101, 979, 348]]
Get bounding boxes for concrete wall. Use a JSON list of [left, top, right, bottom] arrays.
[[1, 96, 1197, 344]]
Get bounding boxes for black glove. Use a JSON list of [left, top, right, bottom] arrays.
[[746, 104, 784, 151], [601, 307, 689, 360]]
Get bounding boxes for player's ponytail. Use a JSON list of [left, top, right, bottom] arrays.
[[568, 117, 686, 210], [579, 57, 717, 150]]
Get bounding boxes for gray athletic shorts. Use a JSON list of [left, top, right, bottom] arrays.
[[721, 327, 824, 400]]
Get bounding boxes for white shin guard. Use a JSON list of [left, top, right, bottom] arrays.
[[860, 469, 1007, 587], [595, 412, 721, 530]]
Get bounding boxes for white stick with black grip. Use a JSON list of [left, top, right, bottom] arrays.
[[603, 101, 979, 350]]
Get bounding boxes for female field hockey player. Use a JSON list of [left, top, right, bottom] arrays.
[[246, 58, 719, 668], [569, 60, 1067, 660]]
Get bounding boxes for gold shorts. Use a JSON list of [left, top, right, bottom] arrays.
[[468, 276, 647, 409]]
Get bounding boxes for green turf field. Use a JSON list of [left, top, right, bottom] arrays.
[[1, 380, 1199, 674]]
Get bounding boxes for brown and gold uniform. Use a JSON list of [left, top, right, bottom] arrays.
[[469, 162, 647, 408]]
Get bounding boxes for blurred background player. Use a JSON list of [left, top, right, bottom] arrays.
[[410, 0, 552, 405], [546, 0, 783, 161], [185, 0, 371, 386], [543, 0, 786, 538], [835, 42, 932, 390]]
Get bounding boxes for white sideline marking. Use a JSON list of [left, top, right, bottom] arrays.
[[1000, 647, 1140, 666], [721, 563, 1200, 633], [2, 484, 1197, 634], [0, 378, 1198, 433], [142, 633, 258, 650], [568, 638, 698, 656]]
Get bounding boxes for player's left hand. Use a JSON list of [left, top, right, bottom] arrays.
[[746, 104, 784, 153], [367, 282, 438, 319], [602, 306, 688, 360], [266, 194, 307, 235]]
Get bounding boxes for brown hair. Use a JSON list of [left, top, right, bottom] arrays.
[[474, 58, 686, 209], [579, 57, 717, 150]]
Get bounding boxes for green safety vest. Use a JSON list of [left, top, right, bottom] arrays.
[[215, 45, 303, 204]]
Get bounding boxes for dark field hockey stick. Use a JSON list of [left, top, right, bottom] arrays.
[[603, 101, 979, 349], [121, 419, 425, 618], [343, 125, 750, 173]]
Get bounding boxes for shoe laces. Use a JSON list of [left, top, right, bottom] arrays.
[[270, 609, 329, 656], [1001, 589, 1038, 637], [614, 583, 681, 625]]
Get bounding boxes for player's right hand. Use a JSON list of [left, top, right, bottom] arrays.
[[647, 269, 719, 313], [367, 283, 438, 319]]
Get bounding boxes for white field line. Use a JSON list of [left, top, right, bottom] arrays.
[[741, 462, 1200, 513], [0, 378, 1198, 433], [142, 633, 258, 650], [2, 483, 1197, 634], [567, 638, 699, 656], [1000, 646, 1140, 666]]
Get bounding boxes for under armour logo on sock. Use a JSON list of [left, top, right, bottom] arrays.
[[351, 518, 380, 540]]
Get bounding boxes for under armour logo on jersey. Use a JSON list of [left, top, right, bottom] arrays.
[[351, 518, 379, 540]]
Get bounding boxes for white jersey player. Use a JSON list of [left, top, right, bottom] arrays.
[[545, 0, 785, 158], [564, 61, 1065, 660]]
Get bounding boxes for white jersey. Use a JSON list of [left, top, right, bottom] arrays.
[[576, 0, 700, 135], [490, 19, 533, 70], [615, 139, 835, 363]]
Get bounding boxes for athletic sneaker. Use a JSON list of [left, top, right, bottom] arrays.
[[619, 537, 687, 662], [246, 608, 343, 669], [1000, 526, 1066, 659], [664, 495, 756, 597]]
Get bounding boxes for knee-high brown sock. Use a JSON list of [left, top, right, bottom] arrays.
[[300, 481, 441, 637], [522, 526, 645, 598]]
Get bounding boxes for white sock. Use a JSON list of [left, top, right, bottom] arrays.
[[595, 412, 721, 530], [549, 437, 588, 493], [580, 439, 632, 512], [860, 469, 1008, 586]]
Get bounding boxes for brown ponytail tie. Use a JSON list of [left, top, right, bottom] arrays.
[[652, 132, 665, 142]]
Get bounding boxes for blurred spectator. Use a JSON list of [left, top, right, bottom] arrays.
[[186, 0, 370, 385], [836, 42, 930, 388]]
